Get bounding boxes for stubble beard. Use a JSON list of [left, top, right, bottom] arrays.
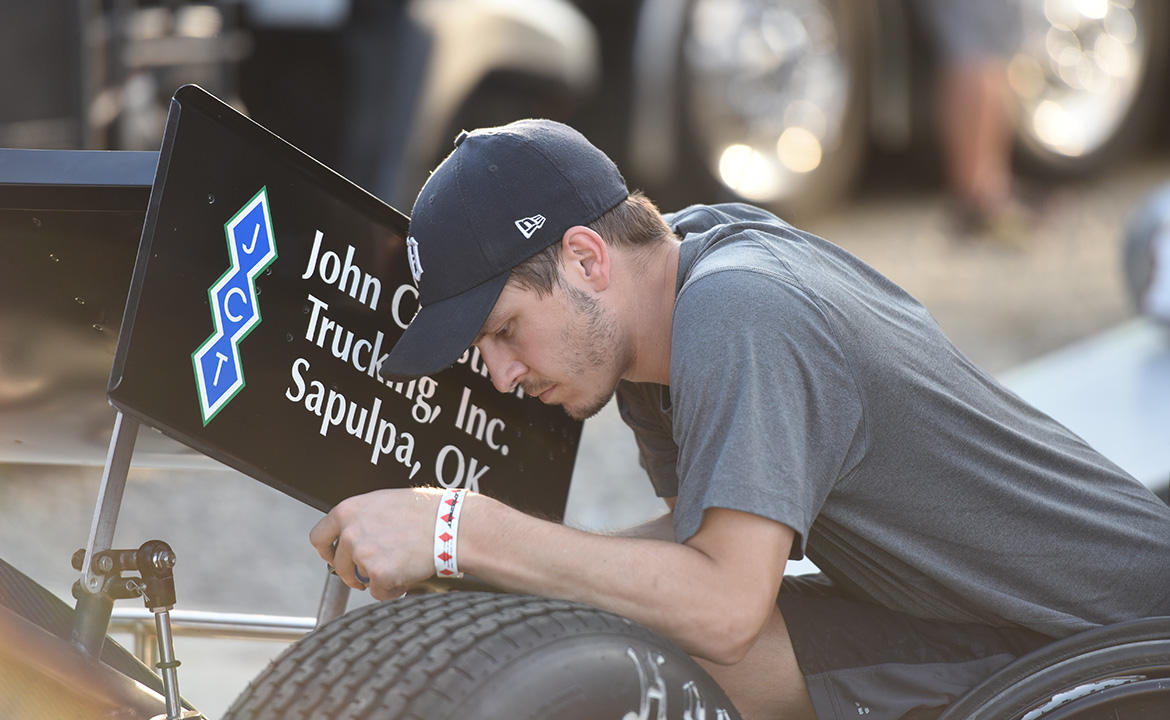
[[557, 282, 632, 421]]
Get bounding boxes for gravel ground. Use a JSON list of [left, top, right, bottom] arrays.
[[806, 157, 1166, 375], [2, 150, 1168, 717]]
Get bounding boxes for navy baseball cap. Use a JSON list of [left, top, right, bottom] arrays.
[[380, 119, 629, 380]]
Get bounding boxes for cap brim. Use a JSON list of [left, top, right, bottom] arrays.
[[378, 271, 510, 380]]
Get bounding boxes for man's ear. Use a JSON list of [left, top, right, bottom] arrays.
[[560, 226, 610, 291]]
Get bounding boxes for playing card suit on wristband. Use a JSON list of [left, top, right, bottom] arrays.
[[434, 489, 466, 578]]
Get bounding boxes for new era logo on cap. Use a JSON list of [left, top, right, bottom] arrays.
[[514, 214, 546, 239], [406, 236, 424, 285]]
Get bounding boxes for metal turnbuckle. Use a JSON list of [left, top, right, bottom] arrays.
[[73, 539, 204, 719]]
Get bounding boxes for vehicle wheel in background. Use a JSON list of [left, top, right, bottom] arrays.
[[675, 0, 871, 221], [1011, 0, 1170, 178], [222, 591, 741, 720]]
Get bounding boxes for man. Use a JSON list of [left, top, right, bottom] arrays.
[[310, 120, 1170, 719], [918, 0, 1031, 239]]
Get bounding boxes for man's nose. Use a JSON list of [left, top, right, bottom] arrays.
[[478, 345, 525, 394]]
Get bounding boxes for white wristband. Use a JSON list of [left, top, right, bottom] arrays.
[[434, 489, 466, 579]]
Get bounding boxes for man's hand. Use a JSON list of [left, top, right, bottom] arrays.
[[309, 487, 443, 601]]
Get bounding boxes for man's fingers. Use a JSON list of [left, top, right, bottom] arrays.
[[371, 583, 408, 602], [335, 543, 367, 590], [310, 507, 376, 591], [309, 513, 340, 562], [307, 489, 430, 596]]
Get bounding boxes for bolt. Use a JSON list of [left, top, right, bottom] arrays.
[[71, 549, 86, 571], [152, 549, 176, 571], [96, 555, 114, 573]]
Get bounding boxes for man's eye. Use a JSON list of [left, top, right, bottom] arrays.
[[496, 324, 511, 338]]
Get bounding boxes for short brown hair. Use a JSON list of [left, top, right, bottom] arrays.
[[507, 191, 673, 297]]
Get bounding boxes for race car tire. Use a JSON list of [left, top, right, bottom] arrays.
[[222, 591, 741, 720], [937, 616, 1170, 719]]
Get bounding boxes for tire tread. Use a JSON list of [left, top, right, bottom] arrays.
[[223, 592, 660, 720]]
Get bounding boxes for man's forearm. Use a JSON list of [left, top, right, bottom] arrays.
[[458, 493, 784, 664], [310, 487, 792, 664]]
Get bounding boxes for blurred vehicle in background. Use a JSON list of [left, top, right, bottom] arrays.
[[573, 0, 1170, 220], [0, 0, 599, 212], [5, 0, 1164, 222], [0, 0, 247, 152], [239, 0, 599, 209]]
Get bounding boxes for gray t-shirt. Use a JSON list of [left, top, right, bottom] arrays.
[[617, 203, 1170, 639]]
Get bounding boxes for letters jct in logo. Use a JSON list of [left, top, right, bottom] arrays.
[[192, 187, 278, 425]]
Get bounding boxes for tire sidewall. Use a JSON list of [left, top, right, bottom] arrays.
[[456, 627, 737, 720]]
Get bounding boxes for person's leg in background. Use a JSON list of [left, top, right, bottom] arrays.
[[920, 0, 1032, 239], [938, 58, 1015, 228]]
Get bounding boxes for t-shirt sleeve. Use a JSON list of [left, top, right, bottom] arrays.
[[668, 264, 865, 556]]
